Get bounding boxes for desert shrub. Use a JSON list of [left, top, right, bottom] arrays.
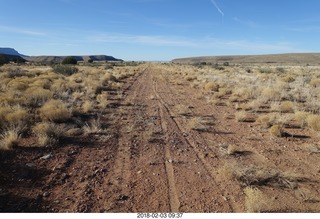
[[259, 67, 272, 74], [12, 57, 26, 64], [39, 99, 71, 122], [61, 56, 77, 65], [53, 64, 78, 76], [0, 54, 9, 66], [32, 122, 64, 147], [276, 67, 286, 73], [6, 67, 27, 78]]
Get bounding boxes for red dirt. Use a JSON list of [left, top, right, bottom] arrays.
[[1, 64, 319, 212]]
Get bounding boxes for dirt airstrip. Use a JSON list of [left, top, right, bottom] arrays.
[[0, 64, 319, 212]]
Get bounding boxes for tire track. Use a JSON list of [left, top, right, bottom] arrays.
[[152, 75, 234, 212], [156, 99, 181, 212]]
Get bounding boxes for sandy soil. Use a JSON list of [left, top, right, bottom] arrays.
[[0, 64, 319, 212]]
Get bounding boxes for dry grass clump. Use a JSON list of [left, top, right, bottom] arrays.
[[306, 114, 320, 131], [305, 144, 320, 154], [260, 87, 281, 103], [0, 106, 29, 133], [275, 101, 295, 113], [0, 106, 14, 125], [231, 164, 299, 189], [83, 116, 104, 135], [240, 100, 262, 112], [25, 87, 53, 107], [82, 99, 94, 113], [0, 129, 20, 150], [281, 75, 295, 83], [244, 187, 270, 213], [96, 92, 108, 108], [309, 79, 320, 88], [175, 104, 191, 116], [223, 144, 251, 156], [7, 79, 29, 91], [101, 72, 116, 86], [269, 124, 285, 137], [39, 99, 71, 122], [32, 122, 65, 147], [255, 113, 279, 128], [185, 75, 197, 81], [188, 117, 208, 131], [294, 111, 310, 128], [235, 111, 248, 122], [204, 81, 219, 92]]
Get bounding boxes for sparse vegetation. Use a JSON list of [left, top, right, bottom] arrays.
[[1, 60, 320, 212]]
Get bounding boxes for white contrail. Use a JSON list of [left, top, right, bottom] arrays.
[[211, 0, 224, 16]]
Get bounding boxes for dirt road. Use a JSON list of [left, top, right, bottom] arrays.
[[1, 64, 319, 212]]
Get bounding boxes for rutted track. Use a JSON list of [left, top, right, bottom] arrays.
[[3, 63, 319, 212]]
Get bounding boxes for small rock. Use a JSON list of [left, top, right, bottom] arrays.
[[118, 194, 129, 201], [137, 170, 142, 174], [26, 163, 35, 168], [43, 192, 50, 198], [40, 153, 53, 160], [61, 173, 69, 181], [168, 159, 173, 163]]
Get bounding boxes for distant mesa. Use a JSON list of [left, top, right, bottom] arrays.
[[172, 53, 320, 65], [0, 47, 123, 64]]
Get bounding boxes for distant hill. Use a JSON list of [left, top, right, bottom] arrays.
[[0, 47, 123, 64], [172, 53, 320, 65], [0, 47, 28, 58], [26, 55, 123, 64]]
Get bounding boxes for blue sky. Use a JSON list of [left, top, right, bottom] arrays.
[[1, 0, 320, 61]]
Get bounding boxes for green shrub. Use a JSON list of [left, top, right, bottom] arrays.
[[12, 57, 26, 64], [53, 64, 78, 76], [0, 54, 10, 66], [62, 56, 77, 65]]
